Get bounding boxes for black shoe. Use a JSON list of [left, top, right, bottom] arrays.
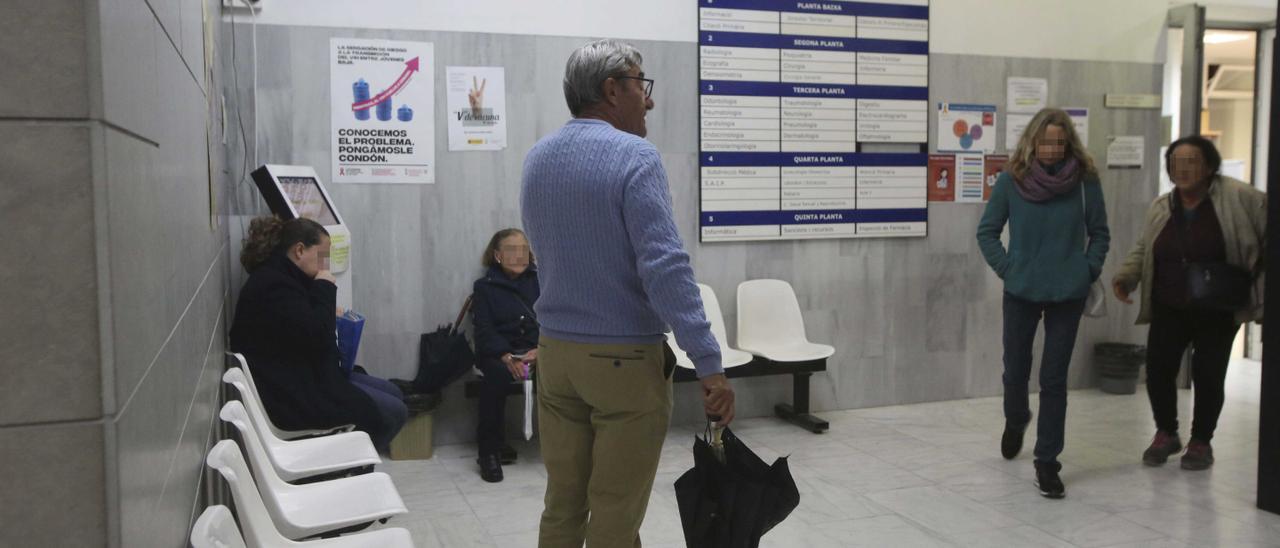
[[1034, 461, 1065, 499], [499, 443, 518, 465], [1001, 418, 1030, 460], [403, 391, 441, 413], [477, 453, 503, 483]]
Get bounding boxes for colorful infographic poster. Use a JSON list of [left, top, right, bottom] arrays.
[[955, 152, 985, 203], [927, 154, 955, 202], [983, 154, 1008, 202], [937, 103, 997, 154]]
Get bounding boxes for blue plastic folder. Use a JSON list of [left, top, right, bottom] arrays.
[[335, 310, 366, 374]]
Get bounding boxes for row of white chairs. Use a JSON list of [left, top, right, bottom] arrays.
[[668, 280, 835, 370], [191, 354, 416, 547]]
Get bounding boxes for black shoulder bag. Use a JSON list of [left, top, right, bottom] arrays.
[[1173, 196, 1251, 311]]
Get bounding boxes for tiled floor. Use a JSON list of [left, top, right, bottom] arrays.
[[377, 360, 1280, 547]]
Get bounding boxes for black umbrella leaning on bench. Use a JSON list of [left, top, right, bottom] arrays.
[[414, 295, 475, 393], [675, 418, 800, 548], [392, 296, 475, 403]]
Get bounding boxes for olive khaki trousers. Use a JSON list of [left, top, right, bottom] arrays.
[[536, 336, 674, 548]]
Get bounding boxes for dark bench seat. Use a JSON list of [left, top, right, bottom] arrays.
[[462, 356, 829, 433]]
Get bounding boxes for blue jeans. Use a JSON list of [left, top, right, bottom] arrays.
[[350, 372, 409, 452], [1002, 293, 1086, 464]]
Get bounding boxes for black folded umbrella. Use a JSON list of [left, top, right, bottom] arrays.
[[674, 426, 800, 548], [405, 295, 475, 394], [411, 323, 475, 393]]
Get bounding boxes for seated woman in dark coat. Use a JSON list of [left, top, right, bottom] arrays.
[[229, 216, 406, 453], [472, 228, 540, 482]]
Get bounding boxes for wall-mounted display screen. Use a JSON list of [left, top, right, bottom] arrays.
[[278, 176, 341, 226]]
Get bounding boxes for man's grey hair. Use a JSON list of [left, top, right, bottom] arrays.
[[563, 39, 643, 116]]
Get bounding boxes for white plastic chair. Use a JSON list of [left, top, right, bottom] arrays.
[[213, 406, 408, 540], [667, 284, 755, 371], [736, 279, 835, 362], [191, 505, 247, 548], [227, 353, 354, 439], [218, 392, 379, 482], [201, 448, 415, 547]]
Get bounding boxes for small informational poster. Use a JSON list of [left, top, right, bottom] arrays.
[[1105, 93, 1161, 109], [1005, 113, 1032, 151], [1005, 108, 1088, 151], [1107, 136, 1145, 168], [956, 153, 986, 203], [927, 154, 956, 202], [446, 66, 508, 151], [1064, 107, 1089, 146], [938, 103, 997, 154], [983, 154, 1008, 202], [1006, 77, 1048, 113], [330, 38, 436, 184]]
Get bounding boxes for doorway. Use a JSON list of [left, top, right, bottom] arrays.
[[1164, 3, 1277, 515]]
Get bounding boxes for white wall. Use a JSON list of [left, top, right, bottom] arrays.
[[929, 0, 1169, 63], [1257, 28, 1274, 190], [1209, 98, 1257, 181], [243, 0, 1175, 63], [234, 0, 696, 43], [1202, 3, 1278, 24]]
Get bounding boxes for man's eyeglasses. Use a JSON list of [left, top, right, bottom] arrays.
[[615, 76, 655, 98]]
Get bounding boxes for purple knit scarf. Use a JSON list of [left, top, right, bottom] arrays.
[[1015, 157, 1081, 202]]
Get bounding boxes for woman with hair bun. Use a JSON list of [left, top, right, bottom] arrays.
[[230, 216, 406, 453]]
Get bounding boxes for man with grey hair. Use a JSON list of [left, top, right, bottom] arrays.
[[521, 39, 736, 547]]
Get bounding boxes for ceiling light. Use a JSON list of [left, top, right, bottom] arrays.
[[1204, 32, 1249, 44]]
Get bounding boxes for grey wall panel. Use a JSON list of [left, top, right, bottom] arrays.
[[146, 0, 181, 47], [113, 255, 224, 548], [0, 123, 102, 424], [150, 306, 226, 548], [103, 128, 170, 408], [0, 1, 90, 119], [228, 25, 1161, 445], [108, 34, 220, 409], [103, 0, 231, 545], [99, 0, 161, 141], [0, 423, 107, 547], [0, 0, 109, 543]]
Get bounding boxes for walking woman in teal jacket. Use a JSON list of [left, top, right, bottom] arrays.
[[976, 108, 1110, 499]]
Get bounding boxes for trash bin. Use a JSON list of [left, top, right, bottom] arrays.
[[1095, 343, 1146, 394]]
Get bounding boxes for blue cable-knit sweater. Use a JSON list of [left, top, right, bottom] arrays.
[[520, 118, 723, 378]]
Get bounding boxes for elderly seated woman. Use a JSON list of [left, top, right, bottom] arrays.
[[471, 228, 540, 482], [229, 216, 406, 453]]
